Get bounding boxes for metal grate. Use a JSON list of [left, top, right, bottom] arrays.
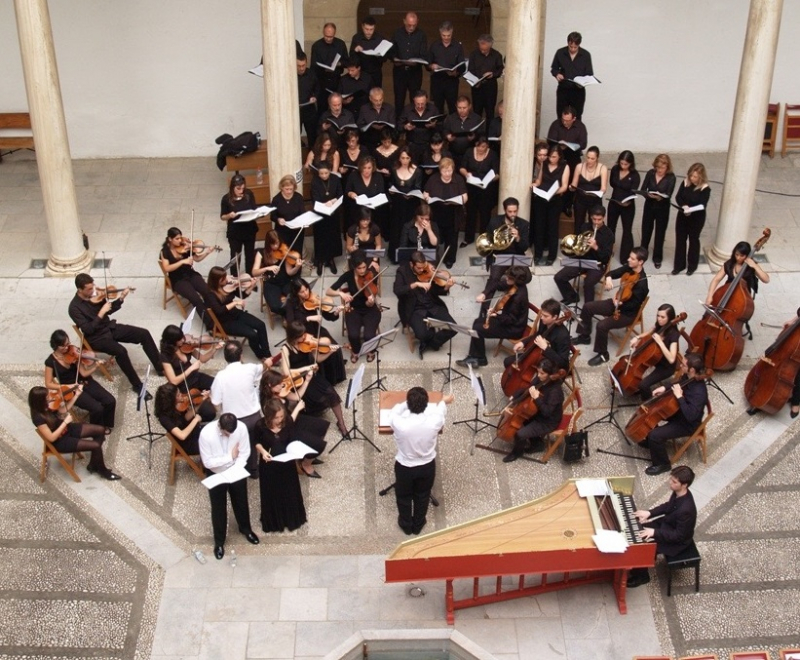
[[93, 257, 112, 269]]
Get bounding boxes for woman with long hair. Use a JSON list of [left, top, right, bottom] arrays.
[[252, 229, 304, 318], [160, 227, 215, 318], [629, 303, 681, 400], [641, 154, 676, 270], [304, 131, 340, 173], [387, 146, 423, 264], [532, 145, 570, 266], [704, 241, 769, 304], [345, 155, 388, 239], [672, 162, 712, 276], [154, 382, 209, 455], [569, 146, 608, 233], [310, 161, 344, 276], [607, 150, 641, 263], [220, 173, 258, 275], [459, 136, 500, 247]]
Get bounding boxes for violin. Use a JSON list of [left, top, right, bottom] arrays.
[[744, 308, 800, 414], [302, 293, 340, 313], [46, 384, 81, 411], [62, 345, 106, 368], [180, 238, 223, 256], [271, 243, 303, 269], [496, 371, 566, 443], [176, 388, 207, 413], [90, 286, 136, 303], [484, 286, 516, 329], [613, 271, 640, 320], [295, 336, 333, 355], [222, 274, 264, 294], [688, 228, 770, 371], [180, 334, 221, 354], [279, 373, 305, 398], [356, 270, 380, 297], [611, 312, 687, 397], [415, 264, 469, 290]]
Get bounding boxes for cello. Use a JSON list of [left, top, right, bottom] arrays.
[[611, 312, 687, 397], [496, 370, 566, 442], [744, 308, 800, 414], [688, 229, 770, 372]]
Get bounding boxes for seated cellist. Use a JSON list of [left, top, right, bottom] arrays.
[[501, 358, 565, 463], [704, 241, 769, 308], [505, 298, 572, 374], [640, 353, 708, 476], [630, 303, 681, 400]]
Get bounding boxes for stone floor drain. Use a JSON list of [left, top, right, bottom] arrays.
[[407, 585, 426, 598]]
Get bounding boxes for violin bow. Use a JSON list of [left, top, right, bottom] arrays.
[[276, 229, 304, 272], [350, 266, 388, 302], [236, 251, 244, 303], [190, 208, 195, 254], [74, 341, 84, 385], [102, 250, 109, 295], [177, 361, 197, 417], [312, 310, 324, 364], [428, 246, 449, 284]]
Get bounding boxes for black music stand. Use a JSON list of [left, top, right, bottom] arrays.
[[453, 367, 495, 455], [330, 365, 380, 453], [593, 367, 651, 462], [126, 367, 164, 469], [694, 304, 734, 405], [358, 328, 398, 394], [395, 247, 437, 264], [426, 318, 476, 387], [562, 256, 602, 317]]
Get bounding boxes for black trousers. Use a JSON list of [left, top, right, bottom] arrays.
[[300, 104, 318, 148], [638, 363, 675, 401], [607, 202, 636, 263], [344, 305, 381, 354], [394, 459, 435, 533], [223, 311, 271, 359], [463, 186, 496, 243], [75, 379, 116, 428], [641, 200, 671, 265], [512, 419, 558, 454], [642, 420, 694, 467], [263, 281, 288, 317], [468, 316, 525, 360], [531, 197, 548, 259], [545, 196, 564, 260], [393, 65, 423, 110], [171, 271, 211, 319], [410, 304, 457, 349], [577, 298, 634, 355], [207, 476, 253, 547], [554, 266, 604, 304], [556, 84, 586, 121], [673, 211, 706, 273], [227, 233, 257, 276], [472, 79, 498, 123], [88, 324, 161, 390], [431, 75, 460, 115]]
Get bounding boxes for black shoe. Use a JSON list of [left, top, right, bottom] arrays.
[[456, 356, 487, 368], [687, 269, 696, 276], [311, 458, 324, 465], [328, 260, 338, 275], [502, 451, 521, 463], [645, 463, 671, 476], [626, 573, 651, 588], [316, 262, 323, 276], [564, 206, 573, 218], [99, 469, 122, 481], [412, 521, 427, 535], [791, 406, 800, 419], [561, 295, 579, 305], [671, 268, 683, 275], [654, 262, 661, 269], [133, 386, 153, 401], [535, 257, 546, 266], [588, 352, 609, 366], [572, 335, 591, 345], [398, 517, 413, 535], [303, 469, 322, 479], [214, 545, 225, 560], [545, 259, 555, 266], [523, 438, 545, 454], [746, 407, 758, 416], [459, 240, 471, 248], [243, 531, 260, 545], [445, 262, 455, 269], [418, 342, 427, 360]]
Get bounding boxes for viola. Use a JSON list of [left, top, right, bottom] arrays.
[[356, 271, 380, 297], [180, 238, 223, 256], [46, 384, 81, 411], [90, 285, 136, 303], [688, 228, 770, 371], [496, 371, 566, 443], [611, 312, 687, 397], [180, 334, 221, 354], [222, 274, 264, 294], [484, 286, 516, 329], [279, 373, 305, 398], [271, 243, 303, 269], [613, 271, 640, 320], [744, 310, 800, 414], [176, 388, 207, 413], [302, 293, 339, 313], [295, 336, 333, 355]]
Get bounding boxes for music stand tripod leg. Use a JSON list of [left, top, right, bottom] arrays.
[[330, 399, 381, 453]]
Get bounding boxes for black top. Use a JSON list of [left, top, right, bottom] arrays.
[[537, 162, 568, 198], [372, 146, 400, 176], [653, 325, 681, 370], [44, 353, 80, 384], [310, 37, 348, 75], [389, 167, 423, 194], [424, 172, 467, 202], [483, 280, 529, 336], [394, 261, 448, 313], [357, 103, 396, 132], [399, 220, 440, 249], [205, 290, 243, 325], [419, 147, 452, 172], [723, 260, 759, 296], [462, 149, 500, 181], [648, 490, 697, 557], [442, 112, 485, 155], [547, 119, 588, 155], [158, 410, 191, 436], [428, 39, 466, 71], [161, 245, 193, 283], [391, 26, 428, 63], [521, 322, 572, 371], [220, 190, 258, 239], [346, 222, 381, 251], [338, 72, 373, 114], [487, 117, 502, 143], [467, 47, 504, 79], [550, 46, 594, 87], [32, 411, 61, 433], [270, 191, 306, 244], [345, 173, 385, 199], [520, 376, 565, 429], [668, 378, 708, 430], [297, 68, 320, 105], [607, 265, 649, 317], [485, 214, 530, 255], [339, 145, 369, 172], [331, 269, 375, 311], [319, 109, 357, 134], [310, 173, 343, 203], [641, 170, 677, 202], [675, 182, 711, 214], [350, 31, 388, 78], [609, 165, 641, 204], [68, 294, 123, 341], [398, 102, 442, 147]]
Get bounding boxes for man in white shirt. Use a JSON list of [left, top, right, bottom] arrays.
[[388, 386, 454, 535], [199, 413, 259, 560]]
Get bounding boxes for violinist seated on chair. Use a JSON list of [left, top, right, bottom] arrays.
[[629, 303, 681, 400], [457, 266, 531, 368], [393, 250, 457, 359], [480, 197, 531, 287], [573, 246, 649, 367], [504, 298, 572, 375], [553, 205, 614, 306], [501, 358, 565, 463], [640, 353, 708, 476], [326, 250, 382, 364], [252, 230, 305, 318], [704, 240, 769, 309]]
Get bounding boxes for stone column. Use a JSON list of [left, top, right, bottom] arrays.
[[498, 0, 542, 220], [261, 0, 303, 185], [709, 0, 783, 265], [14, 0, 92, 275]]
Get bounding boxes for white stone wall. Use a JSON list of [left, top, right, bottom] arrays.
[[0, 0, 797, 158]]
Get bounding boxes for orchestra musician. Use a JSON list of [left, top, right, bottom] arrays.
[[501, 358, 565, 463], [704, 241, 769, 307], [393, 250, 457, 359], [640, 353, 708, 476], [629, 304, 681, 400], [220, 173, 258, 276], [627, 465, 697, 588], [160, 227, 215, 320], [572, 246, 649, 366], [456, 265, 530, 368], [553, 205, 614, 306], [399, 203, 440, 252], [326, 250, 382, 363], [482, 197, 530, 285], [252, 230, 304, 318], [505, 298, 572, 373], [154, 382, 211, 456]]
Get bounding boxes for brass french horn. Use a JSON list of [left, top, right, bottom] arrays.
[[560, 230, 594, 257], [476, 225, 514, 257]]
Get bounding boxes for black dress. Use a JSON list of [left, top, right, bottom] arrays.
[[284, 298, 347, 386], [388, 167, 424, 263], [44, 354, 117, 429], [221, 190, 258, 275], [286, 348, 342, 414], [345, 173, 387, 239], [424, 172, 467, 267], [310, 174, 344, 265], [158, 350, 217, 421], [157, 410, 202, 455], [270, 191, 306, 246]]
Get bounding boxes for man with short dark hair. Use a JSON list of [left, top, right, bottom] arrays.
[[547, 106, 587, 218], [388, 386, 454, 534], [466, 34, 504, 124], [297, 53, 319, 148], [442, 96, 484, 169], [551, 31, 594, 120], [68, 273, 162, 398], [391, 11, 427, 110], [627, 465, 697, 587], [357, 87, 396, 149], [199, 412, 260, 560], [480, 196, 530, 280], [338, 56, 372, 117], [427, 21, 465, 116], [350, 15, 386, 89], [399, 90, 441, 161]]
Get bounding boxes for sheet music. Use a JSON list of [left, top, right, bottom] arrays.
[[181, 308, 196, 335], [285, 211, 322, 229], [379, 408, 392, 428], [572, 75, 601, 87], [468, 365, 486, 407], [360, 39, 393, 57], [202, 464, 249, 489], [233, 206, 274, 223], [592, 529, 628, 553], [576, 478, 612, 498], [248, 64, 264, 78], [355, 193, 389, 208], [466, 169, 496, 189], [316, 54, 341, 71], [313, 197, 343, 215], [270, 440, 318, 463], [532, 180, 559, 201]]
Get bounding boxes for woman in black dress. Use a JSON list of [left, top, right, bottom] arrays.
[[154, 382, 208, 455], [345, 155, 387, 239], [704, 241, 770, 305], [607, 150, 641, 264], [424, 156, 468, 268], [159, 324, 220, 422], [530, 140, 550, 264], [672, 163, 712, 276], [270, 174, 306, 246], [304, 131, 340, 174], [346, 207, 383, 259], [252, 230, 304, 317], [629, 304, 681, 401], [373, 128, 400, 187], [284, 278, 347, 386], [204, 266, 271, 360], [220, 173, 258, 276], [569, 146, 607, 233], [310, 161, 344, 276], [29, 385, 120, 480], [159, 227, 215, 318], [339, 130, 368, 233], [399, 203, 440, 251], [387, 146, 424, 263], [641, 153, 677, 270], [44, 329, 116, 433], [419, 132, 452, 182], [281, 321, 349, 438], [459, 137, 500, 247], [533, 145, 570, 266]]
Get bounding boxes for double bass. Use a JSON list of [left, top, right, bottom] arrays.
[[744, 309, 800, 414], [611, 312, 687, 397], [688, 229, 770, 372]]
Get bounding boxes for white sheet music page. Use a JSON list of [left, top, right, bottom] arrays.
[[576, 478, 612, 498]]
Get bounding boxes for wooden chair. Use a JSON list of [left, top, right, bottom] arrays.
[[541, 386, 583, 463], [782, 104, 800, 157], [763, 102, 780, 158], [206, 309, 230, 341], [565, 345, 581, 392], [608, 296, 649, 357], [665, 540, 701, 597], [493, 303, 540, 357], [166, 432, 204, 485], [71, 325, 113, 381], [158, 258, 189, 319], [669, 401, 713, 465], [37, 428, 83, 483]]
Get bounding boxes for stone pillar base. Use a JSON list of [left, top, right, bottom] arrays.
[[45, 249, 94, 277], [704, 244, 728, 269]]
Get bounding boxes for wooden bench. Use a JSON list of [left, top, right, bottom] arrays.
[[0, 112, 35, 157]]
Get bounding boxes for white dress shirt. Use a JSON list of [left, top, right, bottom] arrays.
[[199, 420, 251, 474], [210, 361, 263, 418], [390, 400, 447, 467]]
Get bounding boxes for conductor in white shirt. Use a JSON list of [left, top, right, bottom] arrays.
[[389, 386, 454, 535], [199, 413, 260, 560]]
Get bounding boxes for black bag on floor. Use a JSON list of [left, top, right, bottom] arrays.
[[215, 131, 261, 170], [562, 429, 589, 463]]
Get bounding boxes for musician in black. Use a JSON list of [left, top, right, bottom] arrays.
[[393, 250, 457, 359], [442, 96, 485, 169], [704, 241, 769, 307], [399, 203, 440, 251], [297, 54, 319, 148], [483, 197, 531, 287], [427, 21, 466, 116], [640, 354, 708, 476], [310, 23, 348, 113], [573, 246, 649, 367], [502, 358, 565, 463], [627, 465, 697, 588], [506, 298, 572, 373], [553, 205, 614, 306], [631, 304, 681, 400], [456, 266, 531, 368], [350, 16, 386, 89], [550, 32, 594, 120], [390, 11, 427, 110], [466, 34, 504, 124], [399, 90, 442, 162]]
